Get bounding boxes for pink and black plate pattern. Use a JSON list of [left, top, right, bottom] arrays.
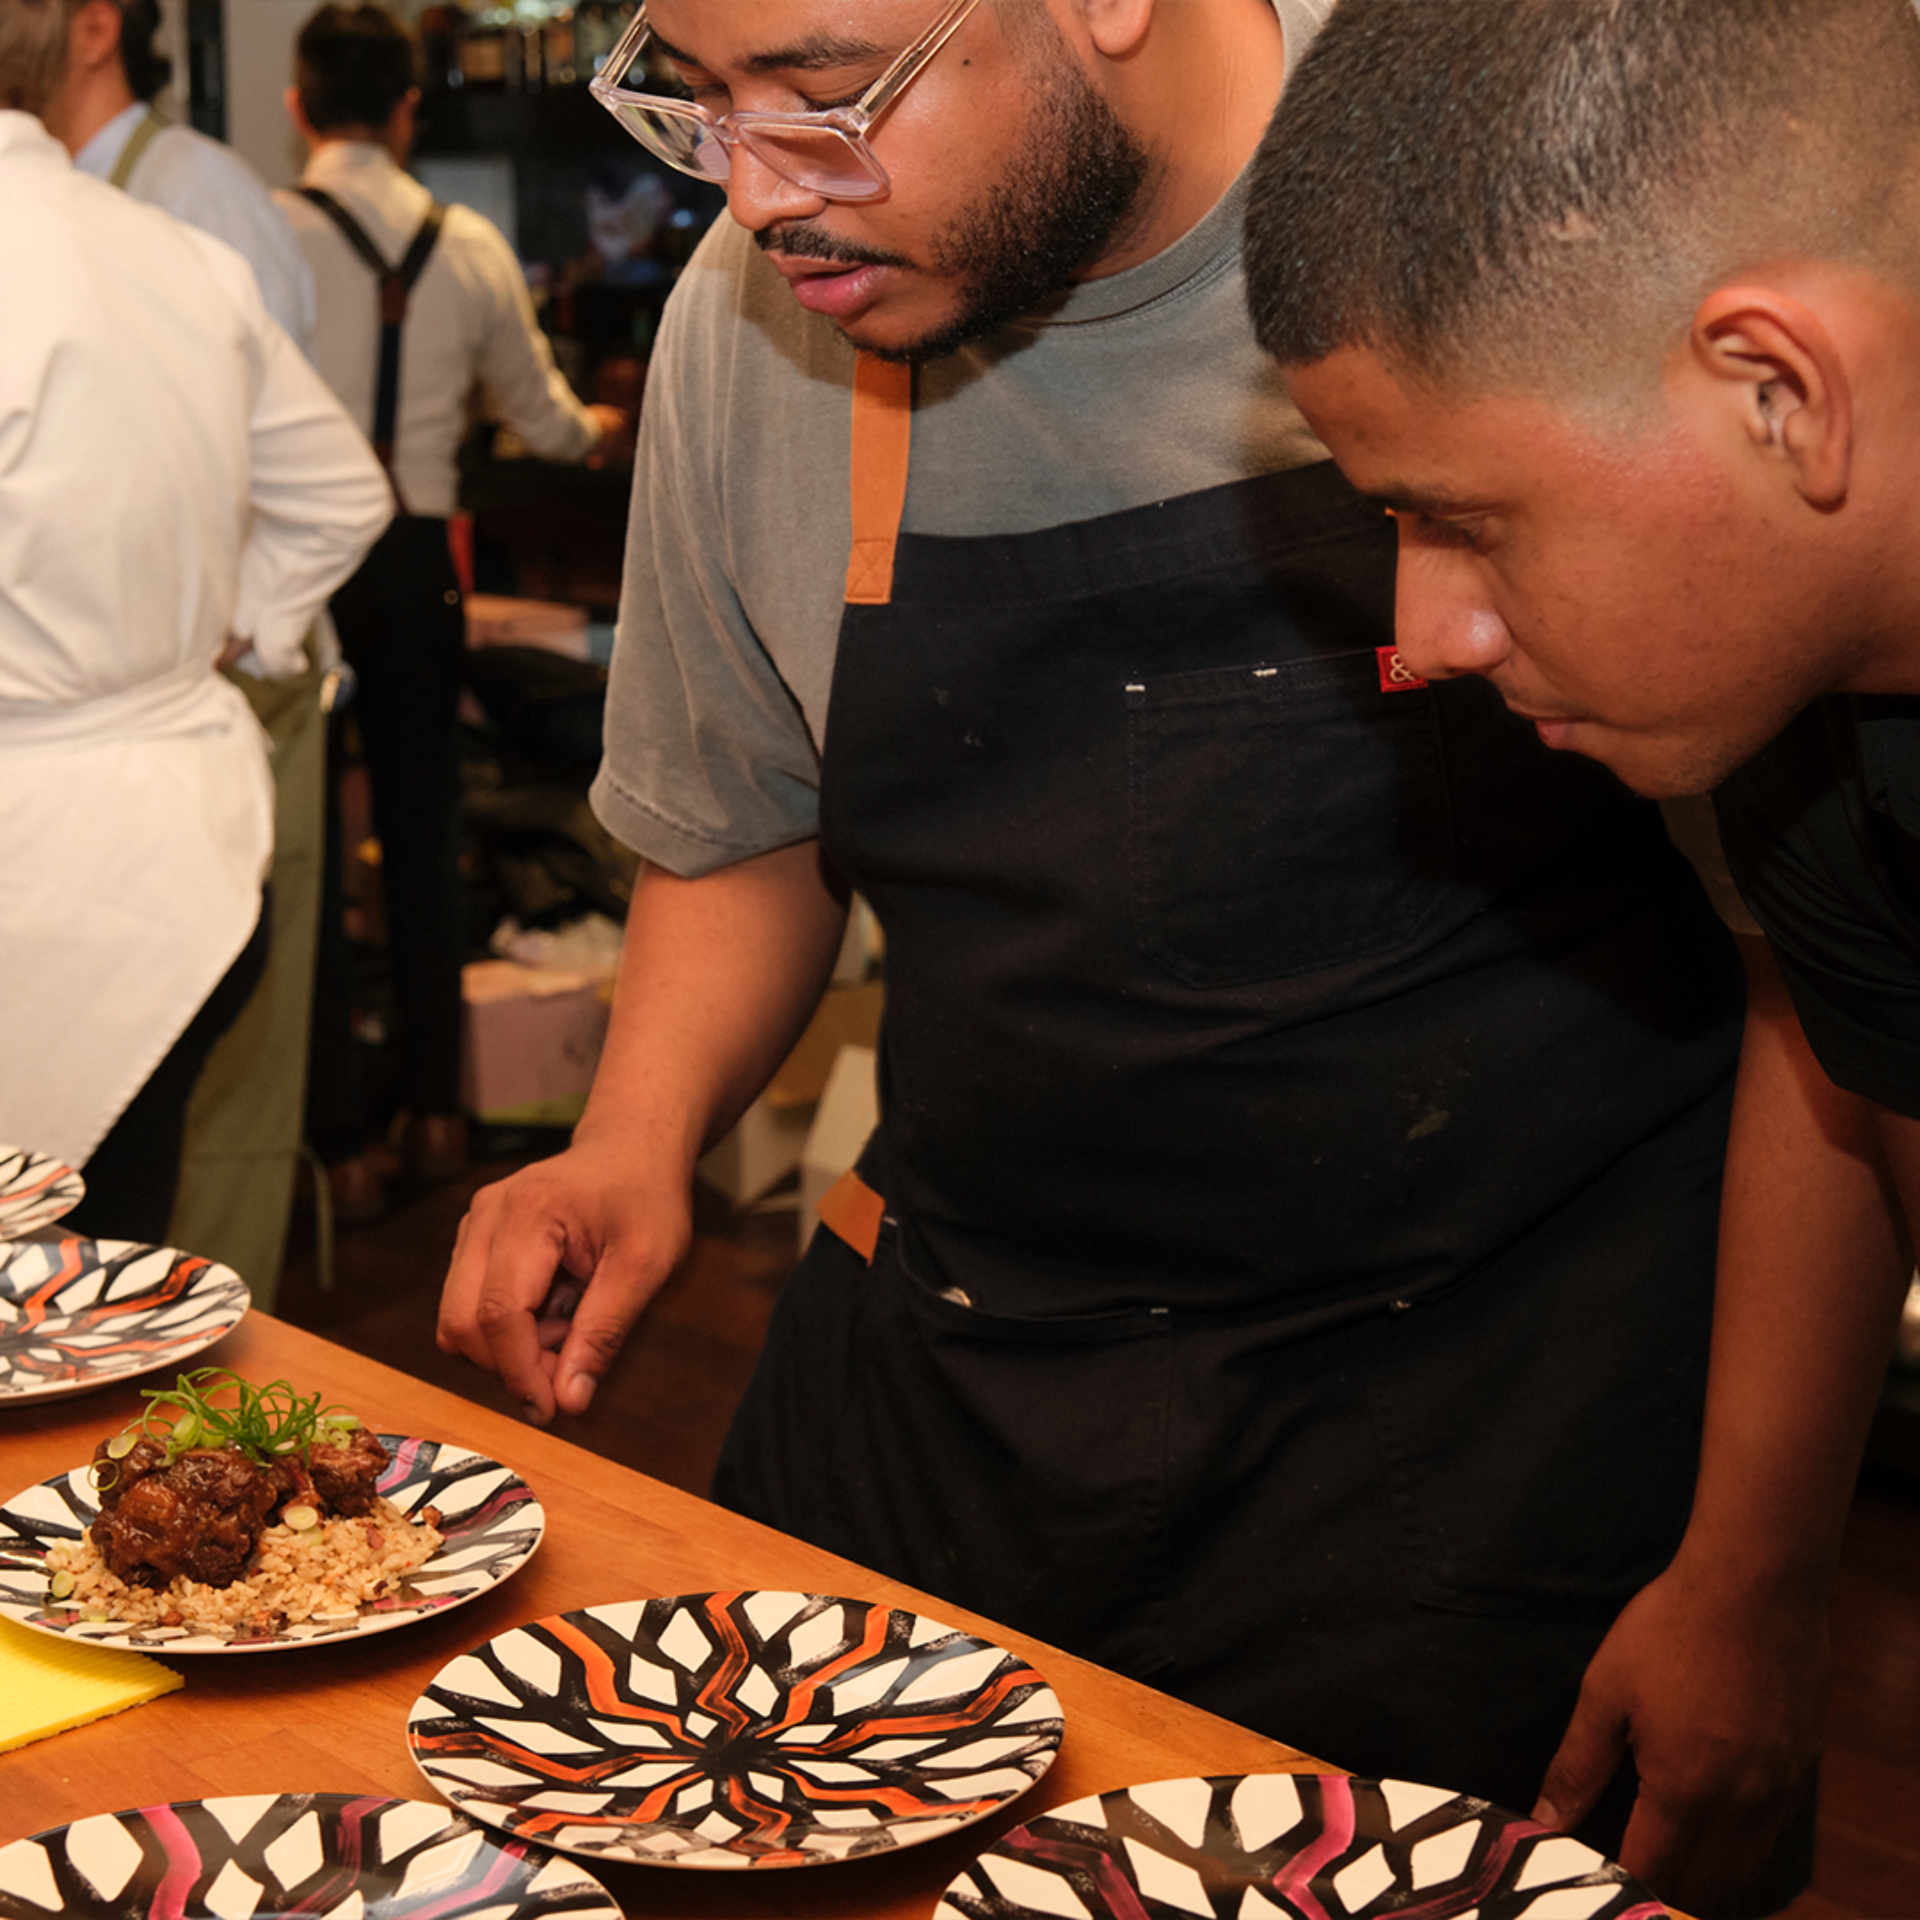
[[0, 1235, 248, 1403], [0, 1793, 621, 1920], [935, 1774, 1668, 1920], [408, 1591, 1065, 1869]]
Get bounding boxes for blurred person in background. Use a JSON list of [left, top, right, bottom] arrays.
[[0, 0, 390, 1246], [278, 1, 627, 1222], [42, 0, 314, 344], [38, 0, 333, 1298]]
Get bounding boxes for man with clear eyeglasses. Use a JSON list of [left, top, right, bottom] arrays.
[[436, 5, 1800, 1908]]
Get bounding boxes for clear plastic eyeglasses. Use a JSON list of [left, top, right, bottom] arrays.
[[588, 0, 981, 202]]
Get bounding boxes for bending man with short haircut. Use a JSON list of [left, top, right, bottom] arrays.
[[1246, 1, 1920, 1910]]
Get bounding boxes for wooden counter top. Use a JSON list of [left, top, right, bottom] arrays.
[[0, 1311, 1320, 1918]]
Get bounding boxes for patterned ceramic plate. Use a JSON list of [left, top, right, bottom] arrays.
[[0, 1793, 622, 1920], [0, 1147, 84, 1240], [0, 1435, 544, 1652], [934, 1774, 1668, 1919], [407, 1591, 1065, 1869], [0, 1236, 249, 1403]]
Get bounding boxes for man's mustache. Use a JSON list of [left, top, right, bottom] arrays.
[[756, 224, 910, 271]]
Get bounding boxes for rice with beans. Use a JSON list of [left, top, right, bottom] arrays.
[[45, 1494, 442, 1633]]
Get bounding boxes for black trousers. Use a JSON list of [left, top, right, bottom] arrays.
[[308, 515, 467, 1153], [69, 901, 269, 1248]]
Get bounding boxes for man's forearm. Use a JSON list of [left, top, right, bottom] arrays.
[[1530, 938, 1914, 1903], [573, 839, 852, 1179], [1684, 936, 1911, 1590]]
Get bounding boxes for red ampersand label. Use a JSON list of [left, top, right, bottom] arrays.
[[1377, 647, 1429, 692]]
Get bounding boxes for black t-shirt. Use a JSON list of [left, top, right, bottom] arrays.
[[1716, 694, 1920, 1118]]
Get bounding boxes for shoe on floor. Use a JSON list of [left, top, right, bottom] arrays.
[[404, 1112, 470, 1186], [326, 1149, 390, 1228]]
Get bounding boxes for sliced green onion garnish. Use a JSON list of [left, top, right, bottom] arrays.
[[106, 1370, 364, 1470]]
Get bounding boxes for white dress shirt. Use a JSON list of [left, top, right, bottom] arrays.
[[75, 102, 317, 356], [277, 142, 600, 518], [0, 113, 391, 1167]]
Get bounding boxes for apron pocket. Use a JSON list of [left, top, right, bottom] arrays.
[[827, 1224, 1178, 1676], [1360, 1130, 1718, 1622], [1125, 653, 1458, 987]]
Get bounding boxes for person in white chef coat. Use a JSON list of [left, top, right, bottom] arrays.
[[0, 0, 391, 1245], [34, 0, 330, 1295]]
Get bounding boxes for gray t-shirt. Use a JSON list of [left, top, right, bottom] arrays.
[[592, 0, 1335, 876]]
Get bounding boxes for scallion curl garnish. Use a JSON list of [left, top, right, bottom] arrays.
[[90, 1369, 361, 1489]]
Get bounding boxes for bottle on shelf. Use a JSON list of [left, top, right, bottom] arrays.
[[458, 4, 511, 86], [542, 8, 577, 85], [463, 0, 585, 93], [419, 2, 467, 89], [572, 1, 630, 78], [504, 12, 538, 91]]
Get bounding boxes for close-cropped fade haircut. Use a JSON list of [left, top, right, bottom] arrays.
[[294, 1, 417, 133], [1245, 0, 1920, 406]]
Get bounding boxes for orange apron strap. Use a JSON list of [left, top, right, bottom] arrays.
[[843, 354, 914, 606], [815, 1166, 886, 1263], [829, 357, 904, 1251]]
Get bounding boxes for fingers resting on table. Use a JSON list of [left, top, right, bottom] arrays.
[[1533, 1562, 1823, 1917]]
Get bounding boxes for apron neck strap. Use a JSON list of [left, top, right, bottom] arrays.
[[107, 107, 163, 191], [844, 354, 913, 607]]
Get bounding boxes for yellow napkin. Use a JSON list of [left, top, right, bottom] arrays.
[[0, 1616, 182, 1751]]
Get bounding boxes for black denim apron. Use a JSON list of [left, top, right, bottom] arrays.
[[716, 358, 1745, 1843]]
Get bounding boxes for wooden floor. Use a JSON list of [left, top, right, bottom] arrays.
[[275, 1139, 1920, 1919]]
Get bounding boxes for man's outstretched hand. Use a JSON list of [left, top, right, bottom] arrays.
[[436, 1137, 692, 1425]]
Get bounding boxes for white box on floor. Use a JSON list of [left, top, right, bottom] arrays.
[[697, 980, 883, 1207], [465, 593, 590, 659], [832, 895, 882, 984], [799, 1044, 879, 1252], [695, 1099, 813, 1211], [461, 958, 610, 1126]]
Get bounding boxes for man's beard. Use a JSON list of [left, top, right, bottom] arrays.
[[896, 56, 1150, 363], [761, 39, 1149, 365]]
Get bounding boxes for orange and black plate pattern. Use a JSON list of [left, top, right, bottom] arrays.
[[0, 1236, 247, 1402], [407, 1592, 1064, 1869]]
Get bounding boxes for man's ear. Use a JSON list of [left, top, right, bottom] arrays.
[[1080, 0, 1154, 59], [1689, 287, 1853, 509], [384, 87, 420, 162], [68, 0, 125, 77]]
